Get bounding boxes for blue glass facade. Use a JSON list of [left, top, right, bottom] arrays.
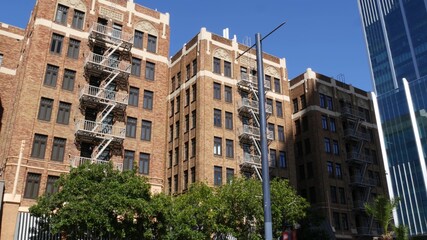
[[359, 0, 427, 236]]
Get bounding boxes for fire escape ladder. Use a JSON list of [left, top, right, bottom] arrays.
[[249, 109, 261, 127], [253, 165, 263, 181], [98, 103, 116, 123], [92, 137, 113, 160], [250, 136, 262, 156], [101, 70, 120, 89]]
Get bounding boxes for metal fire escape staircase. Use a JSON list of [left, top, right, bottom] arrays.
[[73, 22, 132, 169], [237, 70, 272, 180]]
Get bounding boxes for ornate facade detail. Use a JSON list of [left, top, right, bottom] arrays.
[[58, 0, 86, 12], [265, 66, 280, 78], [135, 21, 158, 36], [213, 48, 231, 61], [318, 84, 332, 96], [337, 90, 351, 102], [357, 98, 369, 109], [99, 6, 124, 22]]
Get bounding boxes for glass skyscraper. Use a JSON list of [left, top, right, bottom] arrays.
[[358, 0, 427, 236]]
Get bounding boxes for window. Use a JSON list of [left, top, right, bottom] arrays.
[[0, 53, 3, 66], [62, 69, 75, 91], [67, 38, 80, 59], [141, 120, 152, 141], [300, 95, 307, 109], [176, 72, 181, 88], [319, 94, 326, 108], [309, 187, 316, 203], [170, 100, 174, 116], [226, 139, 234, 158], [124, 150, 134, 171], [330, 118, 336, 132], [38, 97, 53, 121], [267, 99, 273, 114], [213, 109, 222, 127], [192, 110, 196, 129], [72, 10, 84, 29], [326, 96, 333, 110], [167, 177, 172, 194], [214, 137, 222, 156], [128, 87, 139, 106], [339, 187, 346, 204], [225, 112, 233, 130], [44, 64, 59, 87], [184, 142, 189, 160], [184, 170, 189, 190], [191, 138, 196, 157], [176, 95, 180, 113], [304, 138, 311, 154], [265, 75, 272, 89], [192, 84, 197, 102], [145, 61, 155, 80], [45, 175, 60, 195], [50, 33, 64, 54], [274, 78, 281, 93], [185, 114, 189, 132], [31, 134, 47, 159], [299, 165, 305, 180], [174, 175, 178, 193], [224, 60, 231, 77], [295, 141, 303, 158], [279, 151, 287, 168], [375, 172, 381, 186], [214, 166, 222, 186], [175, 121, 180, 138], [171, 77, 175, 92], [342, 214, 349, 230], [174, 147, 179, 165], [270, 149, 276, 167], [184, 89, 190, 107], [278, 125, 285, 142], [324, 137, 331, 153], [143, 90, 153, 110], [224, 86, 232, 103], [213, 57, 221, 74], [331, 186, 338, 203], [321, 115, 328, 130], [134, 30, 143, 49], [192, 59, 197, 76], [126, 117, 137, 138], [186, 64, 191, 80], [295, 119, 301, 135], [191, 167, 196, 183], [147, 34, 157, 53], [55, 4, 68, 24], [302, 116, 308, 132], [24, 173, 41, 199], [268, 123, 275, 140], [131, 57, 141, 76], [51, 137, 66, 162], [276, 101, 283, 117], [306, 162, 313, 178], [213, 82, 221, 99], [226, 168, 234, 184], [333, 140, 339, 155], [327, 161, 334, 177], [57, 101, 71, 124], [168, 151, 172, 168], [293, 98, 299, 113], [333, 212, 341, 230], [139, 153, 150, 175]]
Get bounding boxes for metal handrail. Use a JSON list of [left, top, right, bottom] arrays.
[[85, 52, 131, 73], [75, 119, 126, 139], [89, 23, 134, 44], [341, 106, 366, 120], [80, 84, 129, 105], [238, 98, 272, 114], [70, 156, 123, 171]]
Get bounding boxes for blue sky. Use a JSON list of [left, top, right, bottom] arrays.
[[0, 1, 373, 91]]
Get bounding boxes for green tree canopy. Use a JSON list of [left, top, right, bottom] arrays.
[[364, 195, 399, 240]]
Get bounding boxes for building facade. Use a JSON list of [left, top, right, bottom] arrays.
[[290, 69, 388, 240], [358, 0, 427, 236], [166, 28, 297, 194], [0, 0, 170, 238]]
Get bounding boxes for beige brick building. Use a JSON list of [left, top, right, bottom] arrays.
[[290, 68, 388, 239], [0, 0, 169, 238]]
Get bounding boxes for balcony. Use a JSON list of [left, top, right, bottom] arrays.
[[70, 156, 123, 171], [88, 23, 133, 51], [75, 119, 125, 140], [238, 124, 274, 142], [79, 84, 128, 109], [344, 129, 370, 141], [240, 153, 261, 167], [349, 175, 376, 187], [352, 200, 366, 210], [346, 151, 373, 165], [84, 52, 131, 76], [341, 106, 366, 120], [238, 98, 272, 116], [237, 73, 271, 91]]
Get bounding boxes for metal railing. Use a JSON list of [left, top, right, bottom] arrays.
[[80, 84, 129, 105], [89, 23, 134, 44], [70, 156, 123, 171], [75, 119, 126, 139], [240, 153, 261, 166], [344, 129, 371, 141], [238, 124, 274, 141], [341, 106, 366, 120], [350, 175, 376, 186], [238, 98, 272, 114], [84, 52, 131, 74], [346, 151, 373, 164], [237, 73, 271, 90]]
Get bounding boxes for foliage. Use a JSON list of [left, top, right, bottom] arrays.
[[393, 224, 409, 240], [364, 195, 399, 240], [30, 163, 154, 239], [297, 209, 332, 240]]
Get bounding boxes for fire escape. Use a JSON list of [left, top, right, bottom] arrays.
[[71, 22, 133, 171], [342, 105, 376, 236], [237, 66, 273, 179]]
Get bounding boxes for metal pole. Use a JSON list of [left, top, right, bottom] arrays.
[[255, 33, 273, 240]]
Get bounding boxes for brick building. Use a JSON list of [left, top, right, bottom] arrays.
[[0, 0, 169, 238], [290, 68, 388, 239]]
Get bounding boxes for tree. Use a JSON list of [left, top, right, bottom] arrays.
[[393, 224, 409, 240], [364, 195, 399, 240], [30, 163, 155, 239]]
